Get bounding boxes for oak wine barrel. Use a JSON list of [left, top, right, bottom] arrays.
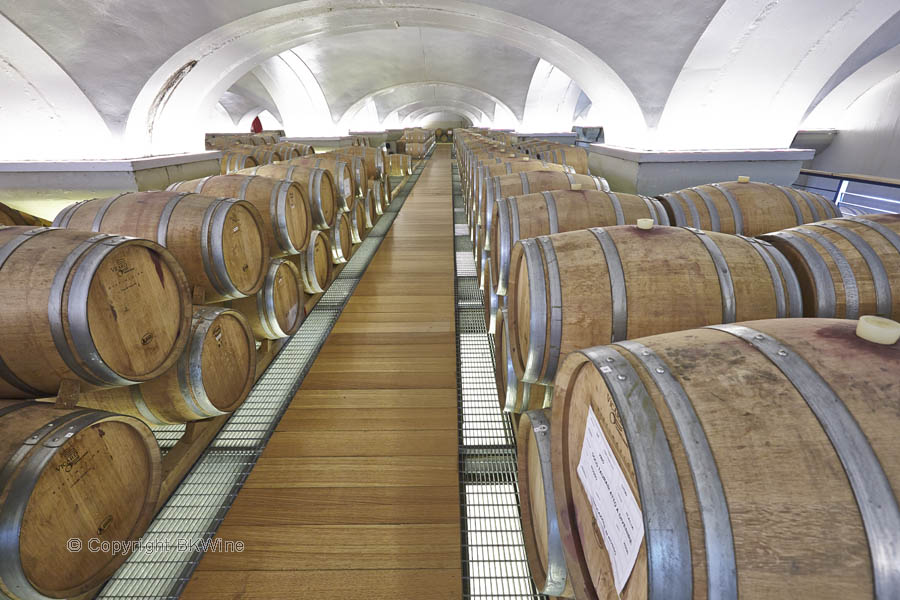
[[404, 142, 431, 159], [507, 224, 802, 384], [401, 128, 433, 143], [349, 197, 370, 242], [227, 144, 282, 165], [495, 308, 547, 415], [551, 317, 900, 600], [237, 164, 338, 227], [324, 153, 369, 199], [369, 179, 388, 215], [219, 150, 258, 174], [537, 145, 590, 175], [291, 230, 332, 294], [53, 192, 269, 302], [167, 174, 311, 254], [282, 155, 356, 206], [0, 203, 46, 227], [264, 142, 314, 159], [478, 170, 610, 253], [229, 258, 305, 340], [473, 159, 574, 237], [489, 189, 670, 299], [0, 401, 161, 600], [333, 146, 386, 180], [389, 154, 412, 176], [760, 213, 900, 319], [657, 180, 839, 236], [518, 409, 575, 598], [75, 306, 256, 426], [329, 210, 353, 264], [0, 227, 191, 397]]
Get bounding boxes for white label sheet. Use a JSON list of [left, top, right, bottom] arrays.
[[576, 408, 644, 594]]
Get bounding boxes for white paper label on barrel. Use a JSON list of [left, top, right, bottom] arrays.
[[577, 409, 644, 595]]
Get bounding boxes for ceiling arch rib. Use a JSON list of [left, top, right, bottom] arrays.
[[293, 26, 537, 124], [0, 14, 113, 159], [124, 0, 644, 155], [339, 81, 510, 129], [388, 100, 486, 126], [656, 0, 900, 150]]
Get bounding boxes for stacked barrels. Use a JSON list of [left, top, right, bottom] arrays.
[[0, 125, 419, 597], [205, 132, 314, 174], [398, 128, 436, 158], [458, 128, 900, 600]]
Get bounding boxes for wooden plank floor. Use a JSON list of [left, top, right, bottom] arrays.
[[181, 145, 461, 600]]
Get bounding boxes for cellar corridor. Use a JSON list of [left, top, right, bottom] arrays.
[[180, 145, 462, 599]]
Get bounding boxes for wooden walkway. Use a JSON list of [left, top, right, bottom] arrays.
[[182, 145, 461, 599]]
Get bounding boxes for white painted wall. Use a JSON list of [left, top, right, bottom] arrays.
[[809, 70, 900, 178]]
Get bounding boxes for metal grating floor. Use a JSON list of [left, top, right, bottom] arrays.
[[452, 157, 545, 599], [96, 156, 432, 599]]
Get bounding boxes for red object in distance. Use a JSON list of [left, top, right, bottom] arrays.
[[251, 116, 263, 134]]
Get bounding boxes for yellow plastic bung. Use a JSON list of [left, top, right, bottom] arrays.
[[637, 218, 654, 230], [571, 183, 583, 191], [737, 175, 751, 183], [855, 315, 900, 345]]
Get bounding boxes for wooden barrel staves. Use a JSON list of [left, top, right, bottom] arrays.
[[760, 213, 900, 320], [0, 227, 192, 398], [53, 192, 269, 303], [167, 174, 311, 255], [293, 230, 332, 294], [237, 164, 338, 227], [537, 145, 590, 175], [348, 197, 369, 242], [495, 309, 547, 415], [486, 190, 669, 329], [0, 400, 161, 600], [229, 258, 305, 340], [323, 153, 368, 199], [227, 144, 283, 166], [518, 409, 575, 598], [507, 224, 802, 384], [76, 307, 257, 426], [656, 179, 839, 236], [551, 317, 900, 600], [219, 150, 258, 174], [476, 170, 611, 288], [333, 146, 386, 180], [329, 210, 353, 264], [389, 154, 412, 176], [283, 156, 355, 208]]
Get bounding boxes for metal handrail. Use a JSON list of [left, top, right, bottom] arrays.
[[795, 169, 900, 215]]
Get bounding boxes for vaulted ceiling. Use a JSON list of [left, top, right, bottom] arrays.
[[2, 0, 899, 159]]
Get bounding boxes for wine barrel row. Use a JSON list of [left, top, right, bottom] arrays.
[[219, 145, 282, 174], [656, 179, 838, 236], [0, 136, 403, 599]]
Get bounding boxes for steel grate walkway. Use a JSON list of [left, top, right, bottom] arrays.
[[452, 156, 545, 600], [97, 165, 430, 599]]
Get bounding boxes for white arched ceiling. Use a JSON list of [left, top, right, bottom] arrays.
[[520, 59, 584, 132], [250, 51, 336, 135], [0, 13, 113, 159], [803, 43, 900, 128], [112, 0, 644, 154], [293, 26, 537, 121], [389, 101, 486, 127], [656, 0, 900, 149], [3, 0, 900, 158], [340, 82, 515, 130], [223, 73, 283, 124]]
